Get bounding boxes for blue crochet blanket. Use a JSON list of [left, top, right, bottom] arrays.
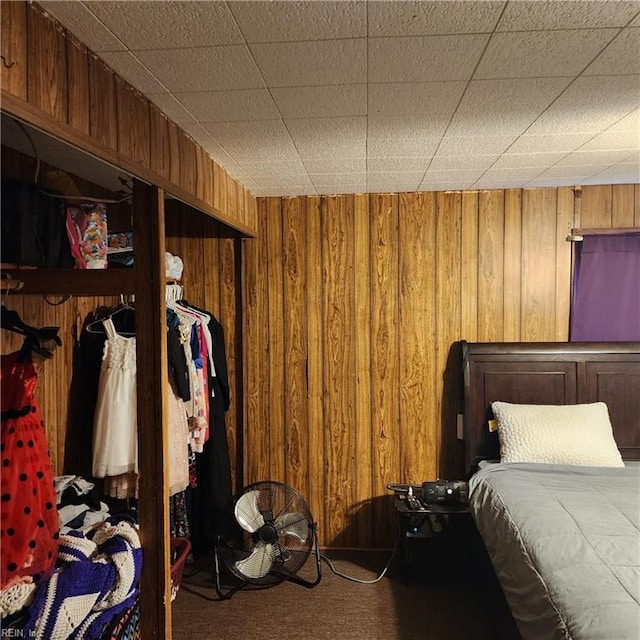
[[25, 514, 142, 640]]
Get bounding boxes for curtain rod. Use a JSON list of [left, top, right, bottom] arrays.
[[566, 227, 640, 242]]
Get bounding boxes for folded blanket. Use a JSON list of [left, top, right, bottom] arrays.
[[26, 515, 142, 640]]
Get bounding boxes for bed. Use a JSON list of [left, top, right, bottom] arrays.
[[462, 341, 640, 640]]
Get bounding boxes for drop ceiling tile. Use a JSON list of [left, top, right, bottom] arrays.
[[631, 13, 640, 27], [368, 82, 466, 116], [148, 93, 195, 124], [369, 35, 488, 83], [310, 173, 368, 187], [38, 1, 126, 52], [258, 187, 317, 197], [271, 85, 366, 118], [136, 46, 264, 92], [367, 138, 440, 158], [507, 133, 595, 154], [367, 171, 424, 186], [457, 78, 572, 116], [250, 39, 366, 87], [429, 155, 498, 171], [492, 152, 568, 169], [497, 0, 640, 31], [555, 149, 638, 167], [419, 180, 475, 192], [536, 165, 603, 179], [313, 182, 367, 194], [422, 169, 485, 182], [367, 158, 431, 173], [368, 115, 449, 140], [475, 30, 619, 79], [579, 131, 640, 151], [617, 151, 640, 165], [480, 167, 546, 181], [286, 117, 366, 158], [303, 158, 367, 173], [587, 164, 640, 183], [228, 0, 366, 42], [584, 28, 640, 76], [259, 175, 315, 189], [86, 1, 243, 50], [203, 120, 299, 162], [446, 112, 536, 138], [437, 135, 517, 156], [99, 51, 167, 93], [525, 177, 583, 188], [526, 75, 640, 135], [369, 1, 504, 37], [176, 90, 279, 122], [241, 160, 308, 178], [607, 109, 640, 132]]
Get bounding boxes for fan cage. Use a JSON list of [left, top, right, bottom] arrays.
[[219, 481, 315, 586]]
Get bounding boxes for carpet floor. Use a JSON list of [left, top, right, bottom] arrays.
[[171, 547, 521, 640]]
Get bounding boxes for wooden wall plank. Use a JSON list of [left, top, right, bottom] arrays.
[[399, 192, 436, 484], [477, 190, 505, 341], [213, 164, 228, 217], [305, 196, 325, 533], [167, 120, 181, 187], [1, 1, 28, 99], [116, 78, 150, 169], [243, 200, 270, 484], [612, 184, 636, 228], [88, 54, 117, 150], [353, 193, 372, 547], [460, 191, 479, 342], [435, 192, 462, 478], [556, 187, 574, 341], [178, 132, 197, 195], [580, 185, 612, 227], [369, 193, 399, 547], [149, 106, 171, 181], [503, 189, 522, 341], [282, 197, 309, 500], [521, 189, 558, 341], [27, 4, 67, 123], [322, 195, 356, 546], [66, 35, 90, 135], [266, 198, 285, 483]]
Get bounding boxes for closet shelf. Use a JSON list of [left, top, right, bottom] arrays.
[[0, 268, 136, 296]]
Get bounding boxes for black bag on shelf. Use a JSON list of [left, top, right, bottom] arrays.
[[1, 179, 74, 268]]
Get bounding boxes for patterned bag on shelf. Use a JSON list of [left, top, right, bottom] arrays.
[[66, 202, 108, 269]]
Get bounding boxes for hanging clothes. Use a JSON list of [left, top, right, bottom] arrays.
[[1, 351, 60, 588], [92, 318, 138, 499]]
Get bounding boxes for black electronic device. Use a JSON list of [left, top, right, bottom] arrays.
[[422, 480, 468, 505]]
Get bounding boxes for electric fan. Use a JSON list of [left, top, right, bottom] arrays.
[[213, 480, 321, 599]]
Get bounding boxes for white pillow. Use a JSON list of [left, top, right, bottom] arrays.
[[491, 401, 624, 467]]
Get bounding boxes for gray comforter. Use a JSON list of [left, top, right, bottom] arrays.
[[469, 462, 640, 640]]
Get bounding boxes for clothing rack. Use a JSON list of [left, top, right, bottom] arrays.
[[566, 227, 640, 242]]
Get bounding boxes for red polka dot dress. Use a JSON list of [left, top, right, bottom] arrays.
[[1, 352, 59, 589]]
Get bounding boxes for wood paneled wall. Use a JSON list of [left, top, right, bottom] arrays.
[[243, 184, 640, 548], [0, 0, 257, 235]]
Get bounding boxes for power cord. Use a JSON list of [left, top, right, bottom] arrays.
[[319, 528, 401, 584]]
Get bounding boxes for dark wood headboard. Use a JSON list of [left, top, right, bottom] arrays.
[[462, 341, 640, 476]]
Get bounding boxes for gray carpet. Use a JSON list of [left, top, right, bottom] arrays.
[[172, 549, 521, 640]]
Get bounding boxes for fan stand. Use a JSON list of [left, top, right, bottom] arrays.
[[213, 522, 322, 600]]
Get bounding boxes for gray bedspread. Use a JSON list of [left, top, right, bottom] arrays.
[[469, 462, 640, 640]]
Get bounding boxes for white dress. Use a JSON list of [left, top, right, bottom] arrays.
[[92, 318, 138, 480]]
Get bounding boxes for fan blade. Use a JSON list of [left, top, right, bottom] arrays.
[[235, 542, 274, 579], [235, 490, 265, 533], [275, 511, 308, 543]]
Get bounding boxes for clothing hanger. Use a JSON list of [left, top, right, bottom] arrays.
[[1, 305, 62, 360], [85, 297, 136, 337]]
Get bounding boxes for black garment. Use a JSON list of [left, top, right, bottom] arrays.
[[178, 302, 236, 554]]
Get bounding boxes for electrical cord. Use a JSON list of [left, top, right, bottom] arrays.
[[319, 528, 401, 584]]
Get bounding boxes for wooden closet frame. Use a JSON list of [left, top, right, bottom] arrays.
[[0, 3, 260, 635]]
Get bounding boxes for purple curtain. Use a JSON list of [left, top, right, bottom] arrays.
[[570, 232, 640, 341]]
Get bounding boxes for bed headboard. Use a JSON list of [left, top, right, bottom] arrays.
[[462, 341, 640, 476]]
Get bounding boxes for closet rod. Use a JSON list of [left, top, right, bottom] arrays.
[[566, 227, 640, 242]]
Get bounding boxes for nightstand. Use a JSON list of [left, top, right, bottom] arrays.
[[393, 488, 474, 584]]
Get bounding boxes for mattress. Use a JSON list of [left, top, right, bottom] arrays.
[[469, 461, 640, 640]]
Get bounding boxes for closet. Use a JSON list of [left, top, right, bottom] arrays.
[[1, 125, 247, 640]]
